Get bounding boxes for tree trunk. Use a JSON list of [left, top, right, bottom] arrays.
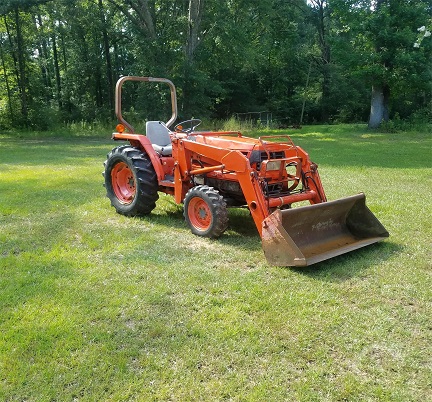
[[320, 62, 331, 122], [0, 39, 14, 124], [186, 0, 205, 65], [300, 62, 312, 125], [182, 0, 205, 115], [35, 14, 51, 102], [368, 0, 391, 129], [99, 0, 114, 110], [14, 7, 29, 125], [368, 84, 390, 128], [133, 0, 156, 40], [52, 30, 62, 110], [310, 0, 332, 122], [4, 16, 20, 93]]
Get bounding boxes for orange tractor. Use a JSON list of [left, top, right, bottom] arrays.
[[103, 76, 389, 266]]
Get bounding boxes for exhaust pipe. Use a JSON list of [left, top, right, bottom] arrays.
[[262, 193, 389, 267]]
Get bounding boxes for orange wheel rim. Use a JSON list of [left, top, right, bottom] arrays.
[[188, 197, 212, 230], [111, 162, 135, 203]]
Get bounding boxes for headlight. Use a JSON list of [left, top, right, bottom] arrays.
[[265, 160, 282, 171]]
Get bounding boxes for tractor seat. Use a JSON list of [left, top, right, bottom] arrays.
[[146, 121, 172, 156]]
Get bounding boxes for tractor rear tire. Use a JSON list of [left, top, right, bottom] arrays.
[[184, 185, 228, 238], [103, 146, 159, 216]]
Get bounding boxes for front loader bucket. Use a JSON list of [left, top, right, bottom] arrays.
[[262, 193, 389, 267]]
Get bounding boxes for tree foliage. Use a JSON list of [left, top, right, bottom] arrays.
[[0, 0, 430, 129]]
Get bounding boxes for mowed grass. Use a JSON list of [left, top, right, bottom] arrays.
[[0, 125, 431, 401]]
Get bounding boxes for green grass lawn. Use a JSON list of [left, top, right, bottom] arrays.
[[0, 124, 431, 401]]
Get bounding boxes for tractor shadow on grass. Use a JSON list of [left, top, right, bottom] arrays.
[[222, 207, 403, 277], [209, 208, 262, 252], [142, 206, 260, 253], [145, 198, 402, 275], [291, 241, 403, 282]]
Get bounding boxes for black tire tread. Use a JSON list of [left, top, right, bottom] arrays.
[[103, 146, 159, 216], [184, 185, 228, 238]]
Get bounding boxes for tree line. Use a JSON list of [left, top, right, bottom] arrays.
[[0, 0, 431, 130]]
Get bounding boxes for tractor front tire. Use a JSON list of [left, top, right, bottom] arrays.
[[184, 185, 228, 238], [103, 146, 159, 216]]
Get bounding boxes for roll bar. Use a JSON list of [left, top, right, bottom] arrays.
[[115, 76, 178, 133]]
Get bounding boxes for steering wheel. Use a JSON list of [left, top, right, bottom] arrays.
[[174, 119, 202, 134]]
